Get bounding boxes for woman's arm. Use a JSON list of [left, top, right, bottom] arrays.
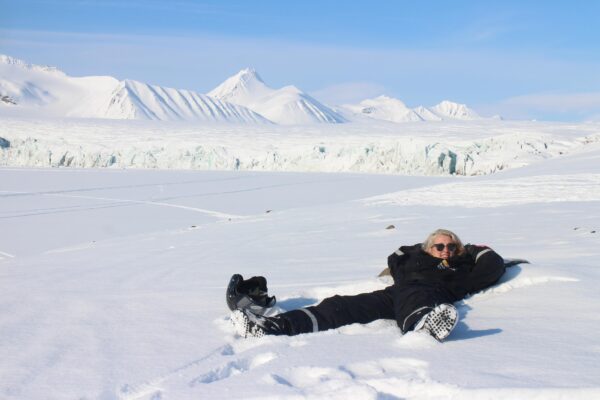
[[387, 244, 421, 285], [464, 244, 506, 294], [387, 249, 406, 283]]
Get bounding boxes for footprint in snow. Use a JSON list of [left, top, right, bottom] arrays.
[[265, 357, 431, 398], [119, 343, 242, 399], [190, 352, 278, 386]]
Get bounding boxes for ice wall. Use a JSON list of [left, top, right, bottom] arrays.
[[1, 118, 598, 176]]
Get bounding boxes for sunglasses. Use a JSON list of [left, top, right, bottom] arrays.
[[432, 243, 457, 252]]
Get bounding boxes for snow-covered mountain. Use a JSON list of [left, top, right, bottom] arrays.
[[412, 105, 443, 121], [343, 95, 482, 123], [92, 79, 270, 122], [207, 68, 272, 105], [1, 54, 488, 125], [0, 55, 269, 123], [430, 100, 481, 120], [208, 68, 345, 125], [343, 95, 424, 123], [0, 54, 96, 110]]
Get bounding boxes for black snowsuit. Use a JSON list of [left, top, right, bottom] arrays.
[[276, 243, 505, 335]]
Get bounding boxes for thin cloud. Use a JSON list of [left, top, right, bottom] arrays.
[[310, 82, 387, 106], [478, 92, 600, 121], [503, 92, 600, 111]]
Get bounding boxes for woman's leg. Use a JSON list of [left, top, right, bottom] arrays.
[[390, 284, 456, 333], [234, 284, 458, 338], [278, 287, 396, 335]]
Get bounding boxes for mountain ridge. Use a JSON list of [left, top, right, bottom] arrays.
[[0, 55, 270, 124], [342, 95, 481, 123], [208, 68, 346, 125], [1, 54, 490, 124]]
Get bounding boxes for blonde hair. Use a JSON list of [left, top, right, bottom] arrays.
[[422, 229, 465, 255]]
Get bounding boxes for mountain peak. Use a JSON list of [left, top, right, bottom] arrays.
[[100, 78, 271, 123], [432, 100, 480, 120], [342, 95, 420, 123], [0, 54, 18, 64], [235, 68, 264, 82], [0, 54, 30, 67], [0, 54, 64, 75], [343, 95, 485, 123], [435, 100, 466, 109], [209, 69, 344, 124], [208, 68, 271, 104]]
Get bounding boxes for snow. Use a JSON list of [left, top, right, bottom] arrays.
[[95, 79, 270, 123], [431, 100, 481, 120], [0, 54, 488, 125], [0, 55, 345, 125], [208, 69, 345, 125], [342, 96, 482, 123], [342, 95, 425, 123], [2, 53, 600, 399], [207, 68, 273, 105], [0, 55, 268, 124], [1, 116, 600, 399]]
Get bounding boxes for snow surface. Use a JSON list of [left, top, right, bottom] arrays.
[[1, 116, 600, 399]]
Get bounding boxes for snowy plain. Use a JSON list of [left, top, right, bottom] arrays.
[[1, 117, 600, 400]]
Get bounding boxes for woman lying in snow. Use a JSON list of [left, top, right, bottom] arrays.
[[228, 229, 505, 341]]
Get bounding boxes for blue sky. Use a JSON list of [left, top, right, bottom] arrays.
[[1, 0, 599, 121]]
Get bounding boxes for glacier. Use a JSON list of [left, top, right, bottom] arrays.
[[1, 52, 596, 176], [1, 117, 598, 176]]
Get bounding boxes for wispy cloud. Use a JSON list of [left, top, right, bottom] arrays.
[[478, 92, 600, 121], [504, 92, 600, 111], [309, 82, 387, 106]]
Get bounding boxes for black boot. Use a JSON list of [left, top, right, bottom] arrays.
[[413, 303, 458, 341], [226, 274, 276, 315]]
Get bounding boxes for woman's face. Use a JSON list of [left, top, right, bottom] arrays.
[[428, 234, 457, 260]]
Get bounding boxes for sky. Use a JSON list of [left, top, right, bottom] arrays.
[[1, 0, 599, 121]]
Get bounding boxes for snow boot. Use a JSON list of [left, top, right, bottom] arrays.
[[413, 303, 458, 342], [230, 308, 289, 338], [226, 274, 276, 315]]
